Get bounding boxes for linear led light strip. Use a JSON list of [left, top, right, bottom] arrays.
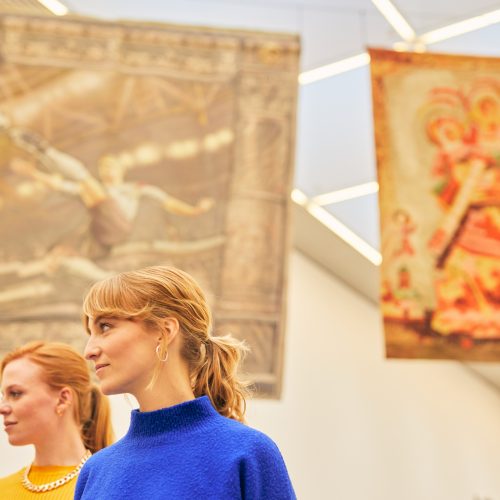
[[37, 0, 69, 16], [291, 189, 382, 266], [300, 5, 500, 85], [312, 181, 379, 206], [420, 8, 500, 44], [299, 53, 370, 86], [371, 0, 416, 41]]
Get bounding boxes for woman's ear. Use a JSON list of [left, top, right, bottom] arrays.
[[160, 317, 180, 345], [56, 387, 73, 416]]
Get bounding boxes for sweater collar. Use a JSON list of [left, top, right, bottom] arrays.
[[127, 396, 219, 438]]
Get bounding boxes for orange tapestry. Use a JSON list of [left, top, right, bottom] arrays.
[[370, 48, 500, 360]]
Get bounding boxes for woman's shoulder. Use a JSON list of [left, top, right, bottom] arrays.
[[0, 468, 25, 494], [213, 417, 295, 497], [82, 438, 129, 469], [214, 416, 284, 455]]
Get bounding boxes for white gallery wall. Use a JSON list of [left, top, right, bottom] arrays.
[[2, 251, 500, 499]]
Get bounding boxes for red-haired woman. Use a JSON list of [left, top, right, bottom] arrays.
[[0, 341, 113, 499]]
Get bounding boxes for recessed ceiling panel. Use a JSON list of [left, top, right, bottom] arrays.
[[67, 0, 301, 33], [396, 0, 500, 33], [295, 65, 376, 196], [363, 10, 405, 48], [428, 24, 500, 57], [302, 6, 401, 71], [301, 8, 368, 71], [324, 193, 380, 250]]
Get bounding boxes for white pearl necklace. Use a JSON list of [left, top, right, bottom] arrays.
[[22, 449, 91, 493]]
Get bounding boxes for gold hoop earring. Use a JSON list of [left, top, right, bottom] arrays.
[[56, 408, 63, 417], [155, 344, 169, 363]]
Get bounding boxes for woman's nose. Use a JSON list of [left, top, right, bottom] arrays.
[[0, 402, 11, 415], [84, 338, 101, 360]]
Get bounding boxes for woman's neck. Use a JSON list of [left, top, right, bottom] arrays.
[[135, 384, 195, 412], [134, 364, 195, 412], [33, 422, 87, 466]]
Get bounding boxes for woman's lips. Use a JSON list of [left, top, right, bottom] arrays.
[[95, 364, 109, 375]]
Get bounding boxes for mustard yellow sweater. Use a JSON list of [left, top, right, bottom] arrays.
[[0, 465, 79, 500]]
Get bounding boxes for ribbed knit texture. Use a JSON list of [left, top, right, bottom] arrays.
[[75, 396, 296, 500], [0, 465, 79, 500]]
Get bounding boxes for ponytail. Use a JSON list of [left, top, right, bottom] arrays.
[[192, 334, 251, 423], [82, 385, 114, 454]]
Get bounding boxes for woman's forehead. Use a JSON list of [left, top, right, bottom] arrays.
[[1, 357, 45, 387]]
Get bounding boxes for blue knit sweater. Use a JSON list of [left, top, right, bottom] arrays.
[[75, 396, 296, 500]]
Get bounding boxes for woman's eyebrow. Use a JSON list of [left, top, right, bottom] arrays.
[[89, 315, 117, 330], [93, 315, 103, 324], [2, 383, 23, 392]]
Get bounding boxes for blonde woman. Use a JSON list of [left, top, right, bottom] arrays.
[[77, 265, 295, 500], [0, 341, 113, 499]]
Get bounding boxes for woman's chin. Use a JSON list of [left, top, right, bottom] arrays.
[[7, 436, 28, 446], [99, 381, 123, 396]]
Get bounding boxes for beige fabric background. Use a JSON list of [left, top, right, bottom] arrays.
[[0, 14, 299, 396]]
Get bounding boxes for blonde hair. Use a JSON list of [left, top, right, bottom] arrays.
[[82, 266, 251, 422], [1, 341, 114, 453]]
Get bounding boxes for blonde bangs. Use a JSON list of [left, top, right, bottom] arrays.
[[82, 274, 152, 331]]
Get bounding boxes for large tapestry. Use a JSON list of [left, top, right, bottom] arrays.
[[370, 48, 500, 360], [0, 14, 299, 396]]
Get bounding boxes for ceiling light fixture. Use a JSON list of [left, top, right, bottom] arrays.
[[37, 0, 69, 16], [312, 181, 379, 206], [307, 203, 382, 266], [291, 189, 382, 266], [420, 8, 500, 44], [371, 0, 416, 41], [291, 189, 309, 206], [299, 53, 370, 86]]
